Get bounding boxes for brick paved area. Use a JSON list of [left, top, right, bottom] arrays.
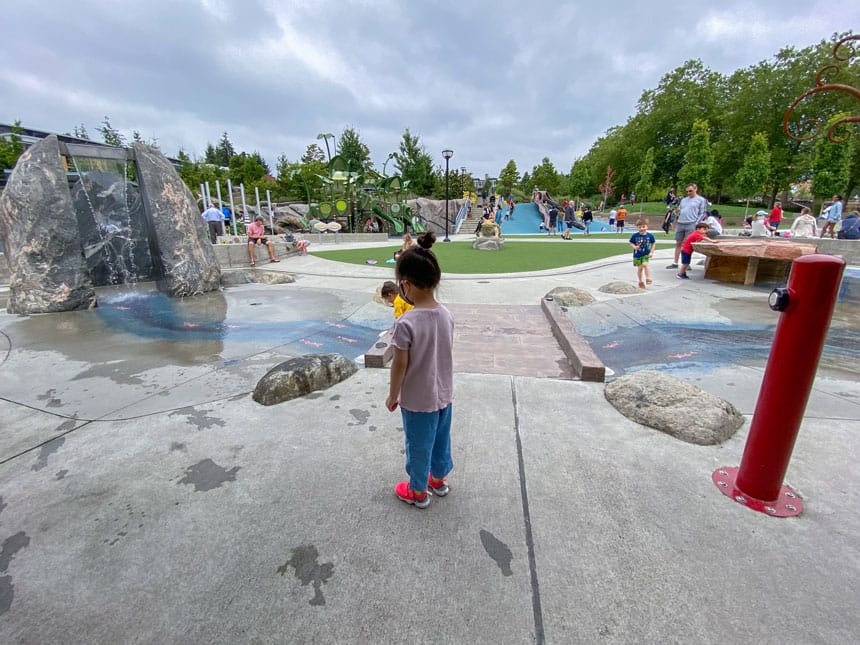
[[446, 303, 574, 379]]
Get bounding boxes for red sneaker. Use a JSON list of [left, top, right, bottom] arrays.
[[428, 475, 449, 497], [394, 482, 430, 508]]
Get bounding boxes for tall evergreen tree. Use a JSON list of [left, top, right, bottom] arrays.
[[214, 132, 236, 167], [338, 127, 372, 174], [394, 129, 435, 195], [498, 160, 520, 196], [98, 116, 126, 147]]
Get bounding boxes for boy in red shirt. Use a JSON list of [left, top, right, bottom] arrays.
[[676, 222, 710, 280]]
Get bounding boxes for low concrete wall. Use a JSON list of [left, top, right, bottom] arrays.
[[212, 241, 300, 268]]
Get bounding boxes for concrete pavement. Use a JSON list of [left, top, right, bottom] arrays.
[[1, 238, 858, 643]]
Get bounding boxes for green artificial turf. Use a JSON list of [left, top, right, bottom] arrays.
[[312, 240, 672, 274]]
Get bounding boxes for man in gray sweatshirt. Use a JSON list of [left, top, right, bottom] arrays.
[[666, 182, 708, 269]]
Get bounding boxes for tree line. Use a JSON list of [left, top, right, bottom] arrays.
[[2, 31, 856, 211]]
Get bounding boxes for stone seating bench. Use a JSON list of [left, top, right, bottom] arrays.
[[692, 239, 818, 286]]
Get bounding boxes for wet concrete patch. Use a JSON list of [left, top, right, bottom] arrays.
[[348, 409, 370, 426], [480, 529, 513, 576], [277, 544, 334, 606], [31, 437, 65, 472], [36, 389, 62, 407], [54, 470, 68, 480], [178, 459, 240, 492], [168, 407, 226, 431]]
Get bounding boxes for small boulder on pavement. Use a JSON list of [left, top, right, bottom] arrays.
[[604, 370, 744, 445], [253, 353, 358, 405], [599, 281, 641, 295], [545, 286, 595, 307]]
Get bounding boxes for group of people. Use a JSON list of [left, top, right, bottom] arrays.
[[534, 194, 595, 237], [473, 196, 514, 237]]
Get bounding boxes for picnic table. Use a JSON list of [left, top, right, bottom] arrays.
[[693, 239, 818, 286]]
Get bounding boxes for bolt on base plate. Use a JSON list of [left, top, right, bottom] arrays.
[[712, 467, 803, 517]]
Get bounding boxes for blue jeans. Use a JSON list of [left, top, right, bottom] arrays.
[[401, 404, 453, 492]]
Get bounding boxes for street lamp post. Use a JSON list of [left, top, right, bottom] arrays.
[[442, 149, 453, 242]]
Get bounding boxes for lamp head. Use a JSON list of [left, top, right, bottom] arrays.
[[442, 149, 453, 160]]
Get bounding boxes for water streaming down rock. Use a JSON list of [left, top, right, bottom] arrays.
[[0, 135, 220, 313], [69, 156, 160, 286]]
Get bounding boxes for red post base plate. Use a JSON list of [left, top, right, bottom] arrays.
[[712, 466, 803, 517]]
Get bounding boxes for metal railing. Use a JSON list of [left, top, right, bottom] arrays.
[[453, 202, 470, 234]]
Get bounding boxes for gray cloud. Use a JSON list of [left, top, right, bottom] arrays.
[[1, 0, 855, 178]]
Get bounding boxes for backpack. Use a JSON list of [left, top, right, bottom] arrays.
[[837, 217, 860, 240]]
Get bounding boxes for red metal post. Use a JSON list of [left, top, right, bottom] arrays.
[[713, 254, 846, 516]]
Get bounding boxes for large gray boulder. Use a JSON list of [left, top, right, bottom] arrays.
[[253, 353, 358, 405], [0, 136, 96, 313], [134, 143, 221, 296], [604, 370, 744, 445], [407, 197, 467, 235]]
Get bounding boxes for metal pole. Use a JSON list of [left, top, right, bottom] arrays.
[[199, 183, 206, 209], [255, 187, 265, 232], [240, 184, 249, 223], [266, 189, 275, 232], [713, 254, 846, 517], [227, 179, 238, 235], [444, 157, 450, 242], [205, 181, 212, 208], [215, 180, 224, 239]]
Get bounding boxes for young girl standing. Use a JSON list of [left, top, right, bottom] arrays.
[[385, 232, 455, 509]]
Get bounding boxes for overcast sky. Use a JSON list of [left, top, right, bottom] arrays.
[[2, 1, 856, 178]]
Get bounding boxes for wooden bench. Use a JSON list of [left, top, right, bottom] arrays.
[[692, 239, 818, 286]]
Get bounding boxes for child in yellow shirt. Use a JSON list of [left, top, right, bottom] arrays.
[[381, 281, 414, 318]]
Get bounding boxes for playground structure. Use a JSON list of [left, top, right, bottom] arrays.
[[196, 154, 429, 240], [307, 156, 427, 236]]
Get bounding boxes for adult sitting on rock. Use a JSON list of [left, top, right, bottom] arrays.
[[478, 209, 501, 237], [789, 207, 818, 238], [247, 215, 280, 266]]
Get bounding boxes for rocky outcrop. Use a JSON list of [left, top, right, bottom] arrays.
[[599, 281, 641, 295], [134, 143, 221, 296], [472, 237, 505, 251], [0, 135, 96, 313], [545, 287, 595, 307], [220, 270, 296, 286], [253, 353, 358, 405], [407, 198, 468, 234], [604, 370, 744, 445]]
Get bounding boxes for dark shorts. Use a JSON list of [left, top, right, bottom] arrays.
[[248, 237, 268, 244], [680, 251, 693, 265], [616, 220, 625, 228], [769, 221, 780, 229]]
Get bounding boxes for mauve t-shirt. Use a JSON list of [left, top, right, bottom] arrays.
[[390, 305, 455, 412]]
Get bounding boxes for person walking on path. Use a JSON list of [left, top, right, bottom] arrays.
[[821, 194, 843, 239], [667, 182, 708, 269], [202, 202, 224, 244], [386, 232, 455, 509], [629, 219, 655, 289]]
